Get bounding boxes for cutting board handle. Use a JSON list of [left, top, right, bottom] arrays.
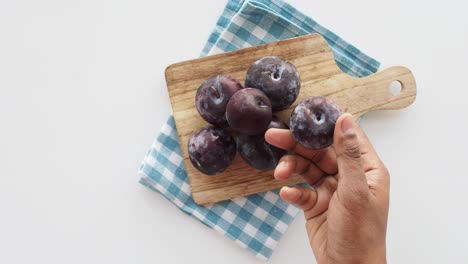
[[331, 66, 417, 117]]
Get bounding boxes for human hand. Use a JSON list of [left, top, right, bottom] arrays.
[[265, 114, 389, 264]]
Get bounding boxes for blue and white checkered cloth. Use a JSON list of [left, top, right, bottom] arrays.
[[138, 0, 380, 260]]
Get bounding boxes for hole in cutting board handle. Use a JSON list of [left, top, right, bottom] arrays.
[[389, 80, 403, 96]]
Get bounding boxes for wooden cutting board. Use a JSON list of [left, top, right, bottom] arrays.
[[165, 33, 416, 205]]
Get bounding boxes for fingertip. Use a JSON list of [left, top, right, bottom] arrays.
[[338, 112, 354, 121], [274, 160, 290, 180], [264, 128, 279, 145], [334, 113, 354, 136], [280, 186, 300, 202], [264, 128, 294, 150], [333, 113, 359, 151]]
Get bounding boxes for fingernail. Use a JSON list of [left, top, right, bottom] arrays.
[[280, 186, 296, 200], [277, 160, 287, 170], [341, 114, 355, 135], [275, 161, 287, 180]]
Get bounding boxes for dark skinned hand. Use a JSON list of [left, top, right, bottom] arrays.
[[265, 114, 389, 264]]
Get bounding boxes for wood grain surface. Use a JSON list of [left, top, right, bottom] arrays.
[[165, 33, 416, 205]]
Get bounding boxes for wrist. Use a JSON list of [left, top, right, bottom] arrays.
[[328, 244, 386, 264]]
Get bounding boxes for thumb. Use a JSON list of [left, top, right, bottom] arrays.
[[333, 113, 369, 200]]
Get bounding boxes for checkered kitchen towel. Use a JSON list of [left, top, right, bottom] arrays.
[[139, 0, 380, 260]]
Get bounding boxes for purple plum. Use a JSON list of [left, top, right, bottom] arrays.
[[245, 56, 300, 111], [188, 126, 236, 175], [195, 75, 243, 127], [237, 116, 288, 170], [290, 96, 341, 149], [225, 88, 272, 135]]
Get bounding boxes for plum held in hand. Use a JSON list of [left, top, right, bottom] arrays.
[[237, 116, 288, 170], [188, 126, 236, 175], [245, 56, 300, 111], [195, 75, 243, 127], [290, 96, 341, 149], [225, 88, 272, 135]]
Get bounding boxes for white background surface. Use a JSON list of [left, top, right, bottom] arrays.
[[1, 0, 467, 263]]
